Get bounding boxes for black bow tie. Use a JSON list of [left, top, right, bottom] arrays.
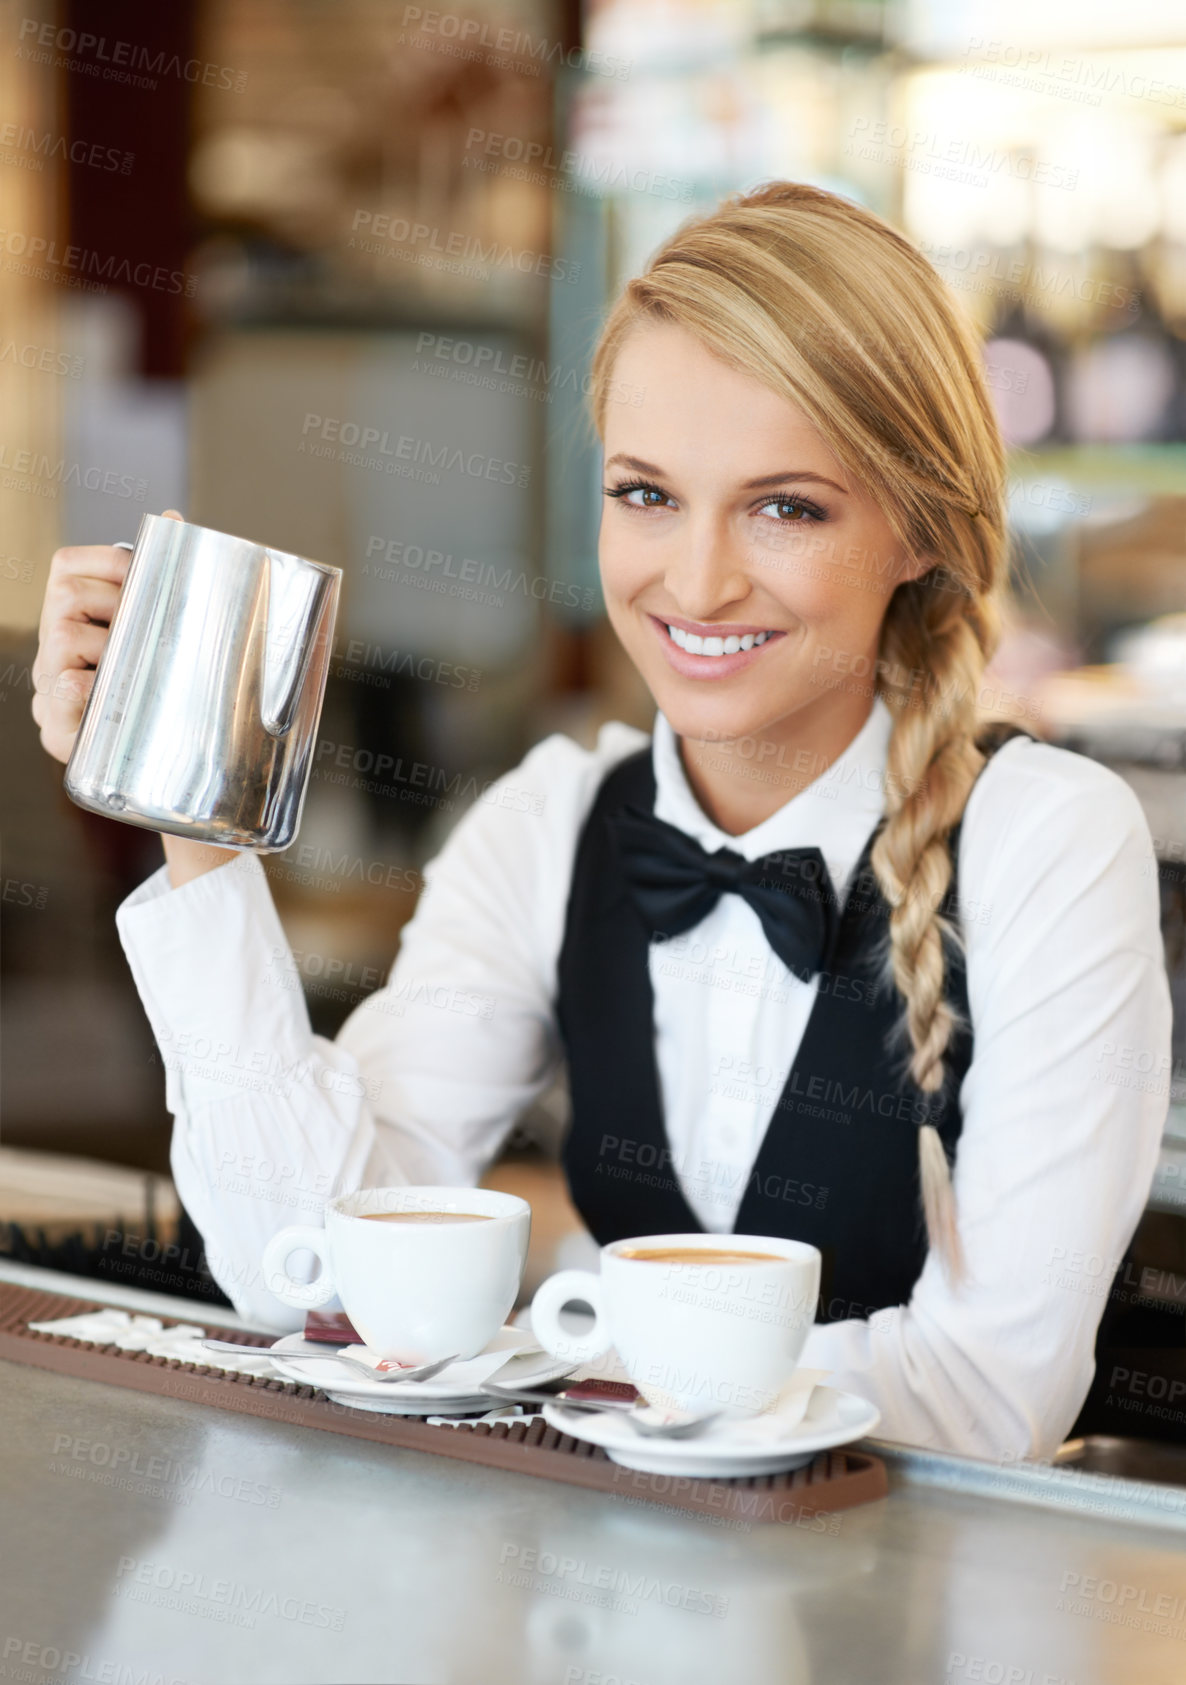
[[607, 806, 840, 983]]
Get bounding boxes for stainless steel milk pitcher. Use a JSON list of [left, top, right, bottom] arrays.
[[64, 514, 342, 851]]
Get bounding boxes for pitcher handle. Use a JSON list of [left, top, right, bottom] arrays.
[[261, 554, 339, 738]]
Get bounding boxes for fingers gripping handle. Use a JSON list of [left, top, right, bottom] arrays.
[[530, 1269, 611, 1365], [261, 1224, 336, 1310]]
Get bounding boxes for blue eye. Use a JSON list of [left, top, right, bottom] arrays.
[[604, 480, 673, 509], [603, 480, 827, 521]]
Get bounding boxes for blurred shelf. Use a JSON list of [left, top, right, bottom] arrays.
[[1009, 445, 1186, 495], [0, 1146, 177, 1245], [198, 293, 544, 337]]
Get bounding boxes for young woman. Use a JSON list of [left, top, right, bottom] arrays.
[[33, 182, 1170, 1461]]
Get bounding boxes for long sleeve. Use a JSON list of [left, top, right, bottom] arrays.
[[799, 741, 1172, 1461], [115, 723, 647, 1330]]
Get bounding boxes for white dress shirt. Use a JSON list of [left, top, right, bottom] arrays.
[[115, 696, 1172, 1461]]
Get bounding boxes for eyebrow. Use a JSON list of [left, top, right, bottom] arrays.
[[603, 454, 849, 495]]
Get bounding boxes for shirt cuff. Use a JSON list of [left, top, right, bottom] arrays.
[[115, 854, 314, 1114]]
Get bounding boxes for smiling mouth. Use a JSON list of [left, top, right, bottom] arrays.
[[661, 621, 781, 658]]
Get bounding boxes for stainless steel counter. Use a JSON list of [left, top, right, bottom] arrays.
[[2, 1266, 1185, 1685]]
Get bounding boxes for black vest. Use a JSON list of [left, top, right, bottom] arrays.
[[556, 721, 1030, 1324]]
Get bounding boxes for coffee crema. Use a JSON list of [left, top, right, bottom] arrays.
[[618, 1246, 783, 1266], [360, 1211, 493, 1225]]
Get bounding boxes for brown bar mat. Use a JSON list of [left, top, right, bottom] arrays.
[[0, 1282, 887, 1524]]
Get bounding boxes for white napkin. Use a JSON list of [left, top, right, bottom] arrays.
[[717, 1368, 831, 1443], [425, 1406, 539, 1427], [28, 1309, 264, 1375], [636, 1369, 831, 1443], [320, 1327, 541, 1391], [27, 1309, 543, 1389]]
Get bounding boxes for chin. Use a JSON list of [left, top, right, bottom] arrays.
[[652, 686, 780, 747]]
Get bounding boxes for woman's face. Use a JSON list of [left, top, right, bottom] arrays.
[[599, 320, 931, 756]]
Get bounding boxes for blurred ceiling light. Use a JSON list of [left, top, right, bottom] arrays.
[[904, 0, 1186, 54], [977, 167, 1031, 247], [901, 57, 1175, 253], [902, 156, 1031, 248], [984, 338, 1056, 445], [1029, 116, 1160, 253], [1027, 175, 1092, 254], [1086, 126, 1159, 250], [898, 69, 1046, 247]]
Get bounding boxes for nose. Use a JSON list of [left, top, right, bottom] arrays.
[[662, 509, 752, 622]]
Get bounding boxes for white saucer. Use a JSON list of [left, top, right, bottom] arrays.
[[323, 1391, 498, 1417], [267, 1329, 572, 1415], [541, 1386, 880, 1477]]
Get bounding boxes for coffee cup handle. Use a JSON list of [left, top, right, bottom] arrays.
[[261, 1224, 337, 1310], [530, 1270, 611, 1364]]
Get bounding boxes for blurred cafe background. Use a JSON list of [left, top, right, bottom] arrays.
[[3, 0, 1186, 1443]]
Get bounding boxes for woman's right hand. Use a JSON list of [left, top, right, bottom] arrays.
[[31, 538, 132, 765], [31, 512, 234, 886], [32, 510, 185, 765]]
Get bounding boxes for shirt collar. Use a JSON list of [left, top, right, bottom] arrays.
[[652, 696, 894, 899]]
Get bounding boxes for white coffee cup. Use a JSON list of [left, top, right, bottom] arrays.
[[530, 1232, 821, 1418], [261, 1186, 531, 1362]]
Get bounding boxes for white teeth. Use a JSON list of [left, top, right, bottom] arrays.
[[665, 623, 774, 657]]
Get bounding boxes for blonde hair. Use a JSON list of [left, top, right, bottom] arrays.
[[589, 181, 1011, 1282]]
